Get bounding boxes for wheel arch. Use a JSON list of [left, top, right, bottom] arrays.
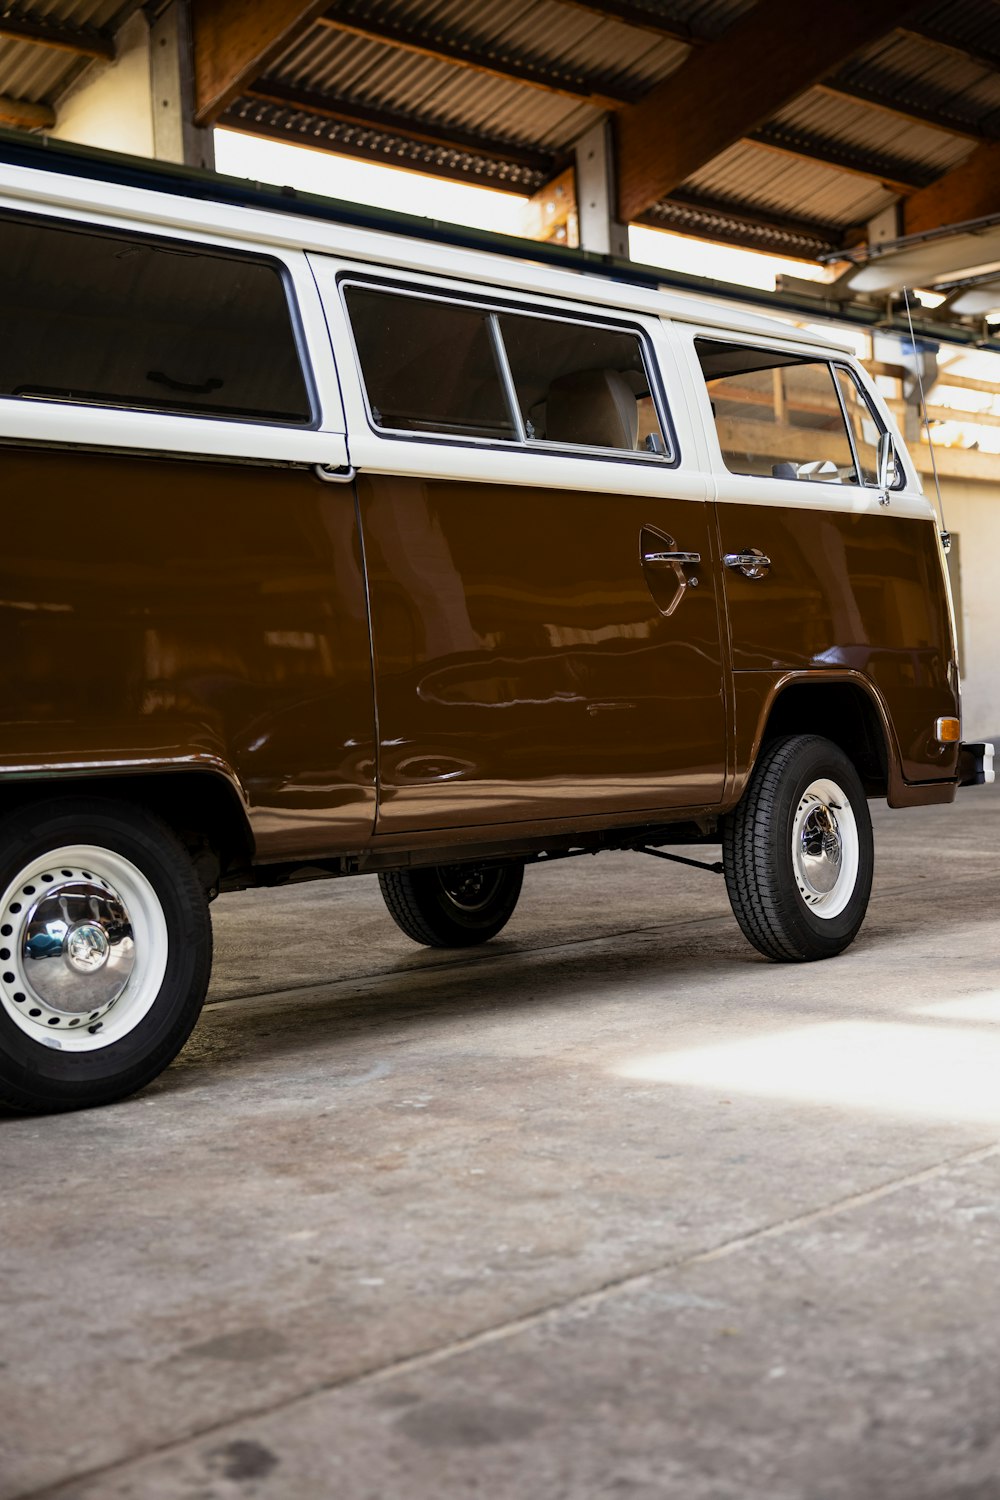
[[754, 675, 894, 798], [0, 768, 255, 888]]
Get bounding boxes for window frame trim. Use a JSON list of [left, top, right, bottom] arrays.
[[337, 271, 679, 468], [831, 359, 905, 492], [0, 205, 322, 433]]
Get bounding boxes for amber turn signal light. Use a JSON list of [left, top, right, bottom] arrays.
[[935, 717, 961, 743]]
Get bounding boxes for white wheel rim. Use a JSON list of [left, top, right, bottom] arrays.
[[790, 778, 859, 921], [0, 845, 168, 1053]]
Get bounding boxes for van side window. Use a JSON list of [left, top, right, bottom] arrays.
[[498, 313, 667, 455], [344, 286, 516, 440], [695, 338, 860, 485], [0, 213, 311, 424]]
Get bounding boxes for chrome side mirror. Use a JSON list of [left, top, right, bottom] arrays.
[[876, 430, 895, 504]]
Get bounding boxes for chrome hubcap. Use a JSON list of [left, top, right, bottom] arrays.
[[790, 778, 860, 921], [0, 845, 168, 1051]]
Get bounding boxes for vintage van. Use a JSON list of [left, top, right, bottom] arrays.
[[0, 140, 992, 1112]]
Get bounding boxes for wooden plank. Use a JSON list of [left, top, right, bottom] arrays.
[[902, 142, 1000, 237], [616, 0, 925, 224], [0, 95, 55, 130], [191, 0, 332, 125], [316, 9, 634, 107]]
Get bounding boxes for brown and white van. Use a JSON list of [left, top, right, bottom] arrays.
[[0, 142, 992, 1112]]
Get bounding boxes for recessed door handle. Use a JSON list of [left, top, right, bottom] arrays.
[[724, 548, 771, 579], [643, 551, 701, 565]]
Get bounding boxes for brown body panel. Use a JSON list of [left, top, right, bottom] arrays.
[[0, 446, 378, 860], [355, 474, 728, 833], [715, 503, 960, 785]]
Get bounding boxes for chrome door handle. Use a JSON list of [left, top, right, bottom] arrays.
[[643, 551, 700, 565], [724, 548, 771, 579]]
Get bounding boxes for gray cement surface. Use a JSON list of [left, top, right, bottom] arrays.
[[3, 788, 1000, 1499]]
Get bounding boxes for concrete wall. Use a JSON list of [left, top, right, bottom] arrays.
[[50, 12, 154, 159]]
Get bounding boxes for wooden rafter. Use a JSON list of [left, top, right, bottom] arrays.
[[191, 0, 333, 125], [555, 1, 704, 45], [902, 142, 1000, 236], [317, 8, 635, 107], [0, 95, 55, 130], [615, 0, 926, 225], [900, 19, 1000, 74]]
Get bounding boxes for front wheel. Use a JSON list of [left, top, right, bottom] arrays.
[[379, 862, 524, 947], [722, 734, 874, 963], [0, 798, 212, 1112]]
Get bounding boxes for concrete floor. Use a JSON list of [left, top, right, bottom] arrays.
[[3, 787, 1000, 1500]]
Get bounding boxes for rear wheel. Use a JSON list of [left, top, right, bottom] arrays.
[[722, 734, 874, 963], [0, 798, 212, 1112], [379, 862, 524, 947]]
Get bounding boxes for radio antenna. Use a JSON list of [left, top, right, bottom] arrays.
[[901, 286, 950, 549]]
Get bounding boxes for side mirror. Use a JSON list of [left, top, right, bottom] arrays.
[[876, 430, 896, 501]]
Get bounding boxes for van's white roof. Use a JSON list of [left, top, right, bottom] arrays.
[[0, 157, 853, 354]]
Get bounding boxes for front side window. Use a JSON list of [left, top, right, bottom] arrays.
[[696, 338, 862, 485], [344, 281, 669, 459], [833, 365, 889, 486], [0, 213, 312, 423]]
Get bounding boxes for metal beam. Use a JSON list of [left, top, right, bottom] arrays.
[[818, 77, 1000, 142], [0, 95, 55, 130], [243, 79, 555, 173], [615, 0, 926, 225], [191, 0, 333, 125], [0, 8, 114, 61], [317, 6, 635, 107]]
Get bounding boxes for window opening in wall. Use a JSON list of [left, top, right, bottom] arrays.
[[0, 213, 312, 424], [696, 338, 881, 487]]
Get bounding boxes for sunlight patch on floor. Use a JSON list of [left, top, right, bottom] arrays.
[[615, 1019, 1000, 1123]]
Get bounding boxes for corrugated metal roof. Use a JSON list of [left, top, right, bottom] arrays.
[[772, 89, 975, 179], [836, 29, 1000, 132], [0, 0, 130, 106], [683, 140, 896, 229], [267, 20, 602, 155]]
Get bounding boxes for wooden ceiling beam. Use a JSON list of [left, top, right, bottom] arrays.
[[317, 8, 634, 107], [191, 0, 334, 125], [0, 10, 113, 60], [0, 95, 55, 130], [244, 79, 555, 172], [902, 142, 1000, 236], [615, 0, 926, 224]]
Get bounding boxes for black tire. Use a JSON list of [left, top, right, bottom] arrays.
[[378, 862, 524, 947], [0, 797, 212, 1113], [722, 734, 874, 963]]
